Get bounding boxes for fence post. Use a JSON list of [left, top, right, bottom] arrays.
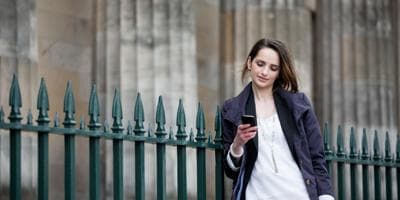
[[361, 129, 370, 200], [214, 106, 224, 200], [155, 96, 167, 200], [396, 134, 400, 199], [195, 103, 207, 200], [384, 132, 392, 200], [88, 85, 102, 200], [63, 81, 77, 200], [9, 75, 22, 200], [373, 131, 381, 200], [176, 99, 187, 200], [111, 89, 124, 200], [37, 78, 50, 200], [336, 126, 345, 200], [349, 128, 358, 200], [134, 93, 145, 200]]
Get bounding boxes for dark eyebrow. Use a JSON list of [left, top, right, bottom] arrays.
[[254, 59, 266, 64]]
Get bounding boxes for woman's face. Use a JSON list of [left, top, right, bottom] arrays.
[[247, 47, 280, 90]]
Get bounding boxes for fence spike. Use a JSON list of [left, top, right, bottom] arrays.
[[111, 89, 123, 133], [88, 85, 101, 129], [9, 74, 22, 121], [54, 112, 59, 127], [189, 128, 194, 141], [373, 130, 381, 160], [127, 121, 133, 135], [0, 106, 4, 123], [63, 81, 76, 127], [176, 99, 187, 140], [103, 120, 109, 132], [37, 78, 50, 124], [133, 93, 145, 137], [396, 134, 400, 163], [195, 103, 206, 142], [214, 106, 222, 143], [323, 123, 333, 155], [155, 96, 166, 137], [361, 128, 369, 159], [27, 109, 33, 125], [349, 127, 358, 159], [385, 131, 392, 162], [147, 123, 152, 137], [80, 117, 85, 130], [169, 127, 173, 140], [336, 125, 345, 157]]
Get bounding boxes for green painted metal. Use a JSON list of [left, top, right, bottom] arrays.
[[134, 93, 145, 200], [336, 126, 345, 200], [63, 81, 76, 127], [397, 134, 400, 200], [214, 106, 224, 200], [54, 112, 60, 127], [63, 81, 76, 200], [361, 129, 369, 200], [196, 103, 207, 200], [9, 75, 22, 200], [88, 85, 101, 200], [0, 106, 4, 122], [349, 128, 357, 200], [323, 123, 332, 175], [384, 132, 392, 200], [27, 109, 33, 125], [155, 96, 166, 200], [37, 78, 50, 200], [373, 131, 381, 200], [176, 99, 187, 200], [111, 89, 124, 200]]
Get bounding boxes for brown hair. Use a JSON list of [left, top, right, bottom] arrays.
[[241, 38, 298, 92]]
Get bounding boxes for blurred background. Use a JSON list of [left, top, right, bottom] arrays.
[[0, 0, 399, 199]]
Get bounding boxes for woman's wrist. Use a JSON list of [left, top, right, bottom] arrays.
[[230, 143, 244, 157]]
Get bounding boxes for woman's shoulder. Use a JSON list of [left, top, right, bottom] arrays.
[[276, 89, 312, 112]]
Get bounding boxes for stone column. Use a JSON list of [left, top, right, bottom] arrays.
[[95, 0, 198, 198], [220, 0, 313, 100], [315, 0, 398, 132], [0, 0, 38, 198]]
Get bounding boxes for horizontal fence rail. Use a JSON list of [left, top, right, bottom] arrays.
[[323, 124, 400, 200], [0, 75, 225, 200]]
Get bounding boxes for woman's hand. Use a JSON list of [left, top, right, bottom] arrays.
[[231, 124, 257, 155]]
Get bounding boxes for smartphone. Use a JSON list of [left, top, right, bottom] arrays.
[[241, 115, 257, 127]]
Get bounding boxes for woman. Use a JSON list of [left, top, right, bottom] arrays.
[[222, 38, 334, 200]]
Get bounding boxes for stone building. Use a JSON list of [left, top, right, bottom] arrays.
[[0, 0, 399, 199]]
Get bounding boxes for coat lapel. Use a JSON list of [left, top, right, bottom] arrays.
[[244, 88, 258, 151]]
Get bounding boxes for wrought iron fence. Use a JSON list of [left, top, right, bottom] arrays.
[[0, 75, 224, 200], [1, 74, 400, 200]]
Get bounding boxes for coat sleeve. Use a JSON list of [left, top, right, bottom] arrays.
[[301, 94, 334, 196], [222, 103, 240, 180]]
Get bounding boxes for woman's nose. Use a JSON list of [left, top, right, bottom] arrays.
[[261, 66, 270, 75]]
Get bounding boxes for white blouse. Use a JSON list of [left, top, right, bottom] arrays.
[[245, 113, 309, 199]]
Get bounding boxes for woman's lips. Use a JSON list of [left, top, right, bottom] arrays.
[[257, 76, 269, 82]]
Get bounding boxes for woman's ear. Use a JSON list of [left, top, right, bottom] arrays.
[[247, 57, 251, 70]]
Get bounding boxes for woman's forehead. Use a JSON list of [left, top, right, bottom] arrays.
[[254, 48, 280, 65]]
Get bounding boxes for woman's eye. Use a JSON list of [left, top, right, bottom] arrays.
[[271, 65, 280, 71], [256, 62, 264, 67]]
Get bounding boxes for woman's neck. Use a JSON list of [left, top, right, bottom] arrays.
[[252, 84, 273, 101]]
